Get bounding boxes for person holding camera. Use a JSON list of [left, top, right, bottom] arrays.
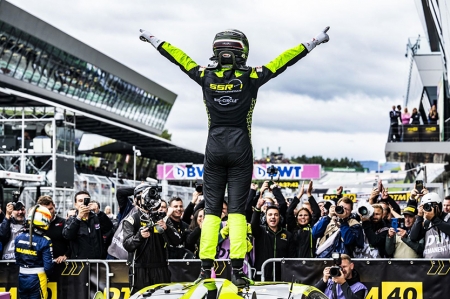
[[139, 26, 330, 285], [62, 191, 107, 259], [410, 193, 450, 258], [385, 205, 424, 258], [315, 254, 367, 299], [123, 183, 181, 295], [0, 200, 26, 260], [313, 197, 363, 258]]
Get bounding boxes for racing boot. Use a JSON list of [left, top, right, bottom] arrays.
[[231, 267, 254, 288], [194, 267, 212, 284]]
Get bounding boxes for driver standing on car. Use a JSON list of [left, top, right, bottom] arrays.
[[139, 26, 330, 286]]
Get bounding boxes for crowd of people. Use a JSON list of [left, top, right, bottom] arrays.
[[1, 180, 449, 297], [389, 104, 439, 142]]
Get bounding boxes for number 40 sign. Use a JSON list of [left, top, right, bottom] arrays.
[[366, 282, 422, 299]]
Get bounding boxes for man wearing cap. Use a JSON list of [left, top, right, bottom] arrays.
[[385, 205, 424, 258]]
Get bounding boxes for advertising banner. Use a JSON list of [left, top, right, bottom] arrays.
[[281, 259, 449, 299], [157, 164, 321, 181]]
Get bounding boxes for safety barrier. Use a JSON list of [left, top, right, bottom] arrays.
[[261, 258, 449, 298], [0, 259, 252, 299]]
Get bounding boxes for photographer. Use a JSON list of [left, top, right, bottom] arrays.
[[385, 206, 424, 258], [410, 193, 450, 258], [63, 191, 109, 259], [1, 199, 26, 260], [357, 202, 390, 258], [315, 254, 367, 299], [123, 183, 181, 295], [313, 197, 363, 258]]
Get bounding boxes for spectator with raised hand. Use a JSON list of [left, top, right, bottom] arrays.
[[286, 182, 316, 258], [251, 196, 295, 281], [63, 191, 107, 259], [410, 193, 450, 258], [386, 205, 424, 258], [245, 183, 260, 223], [1, 200, 26, 260], [182, 191, 202, 224]]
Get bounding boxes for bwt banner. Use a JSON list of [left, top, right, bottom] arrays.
[[157, 164, 321, 180]]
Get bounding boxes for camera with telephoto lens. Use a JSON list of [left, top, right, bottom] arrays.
[[358, 201, 374, 218], [335, 205, 344, 215], [144, 210, 167, 234], [141, 184, 163, 211], [423, 202, 438, 212], [329, 252, 342, 277], [11, 191, 24, 211]]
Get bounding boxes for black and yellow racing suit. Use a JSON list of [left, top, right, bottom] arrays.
[[156, 42, 309, 268]]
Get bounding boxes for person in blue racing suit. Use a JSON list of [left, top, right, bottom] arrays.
[[15, 205, 53, 299], [139, 26, 330, 286]]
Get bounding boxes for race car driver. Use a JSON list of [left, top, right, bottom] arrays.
[[15, 205, 53, 299], [139, 26, 330, 286]]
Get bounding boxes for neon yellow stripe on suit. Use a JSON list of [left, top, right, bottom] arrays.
[[161, 43, 197, 71], [265, 44, 307, 73], [199, 214, 221, 260], [228, 213, 247, 260]]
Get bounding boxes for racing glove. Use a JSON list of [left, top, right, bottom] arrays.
[[139, 29, 164, 49], [303, 26, 330, 52]]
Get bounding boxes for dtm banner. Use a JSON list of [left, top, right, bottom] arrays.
[[157, 163, 321, 180], [281, 259, 449, 299]]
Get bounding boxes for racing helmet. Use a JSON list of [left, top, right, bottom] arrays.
[[27, 205, 52, 230], [212, 29, 249, 65]]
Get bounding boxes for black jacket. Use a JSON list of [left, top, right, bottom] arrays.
[[251, 209, 295, 281], [123, 209, 181, 266], [62, 212, 104, 259], [45, 215, 70, 258], [361, 219, 389, 258], [166, 217, 191, 259]]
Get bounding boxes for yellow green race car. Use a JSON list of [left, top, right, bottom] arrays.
[[128, 278, 328, 299]]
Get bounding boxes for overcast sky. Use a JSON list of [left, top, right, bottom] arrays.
[[9, 0, 426, 162]]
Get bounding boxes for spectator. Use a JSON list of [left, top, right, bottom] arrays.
[[123, 183, 181, 294], [181, 192, 202, 225], [443, 196, 450, 214], [37, 196, 70, 264], [1, 201, 26, 260], [185, 208, 204, 258], [385, 205, 423, 258], [410, 107, 420, 125], [313, 197, 363, 258], [107, 186, 137, 260], [389, 105, 400, 142], [358, 203, 390, 258], [401, 107, 411, 125], [159, 199, 168, 214], [166, 197, 194, 259], [104, 205, 116, 220], [251, 197, 295, 281], [410, 193, 450, 258], [428, 104, 439, 124], [315, 254, 367, 299], [286, 181, 320, 258], [89, 200, 114, 258], [62, 191, 107, 259]]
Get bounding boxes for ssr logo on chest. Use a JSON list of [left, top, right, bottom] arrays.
[[209, 79, 243, 93]]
